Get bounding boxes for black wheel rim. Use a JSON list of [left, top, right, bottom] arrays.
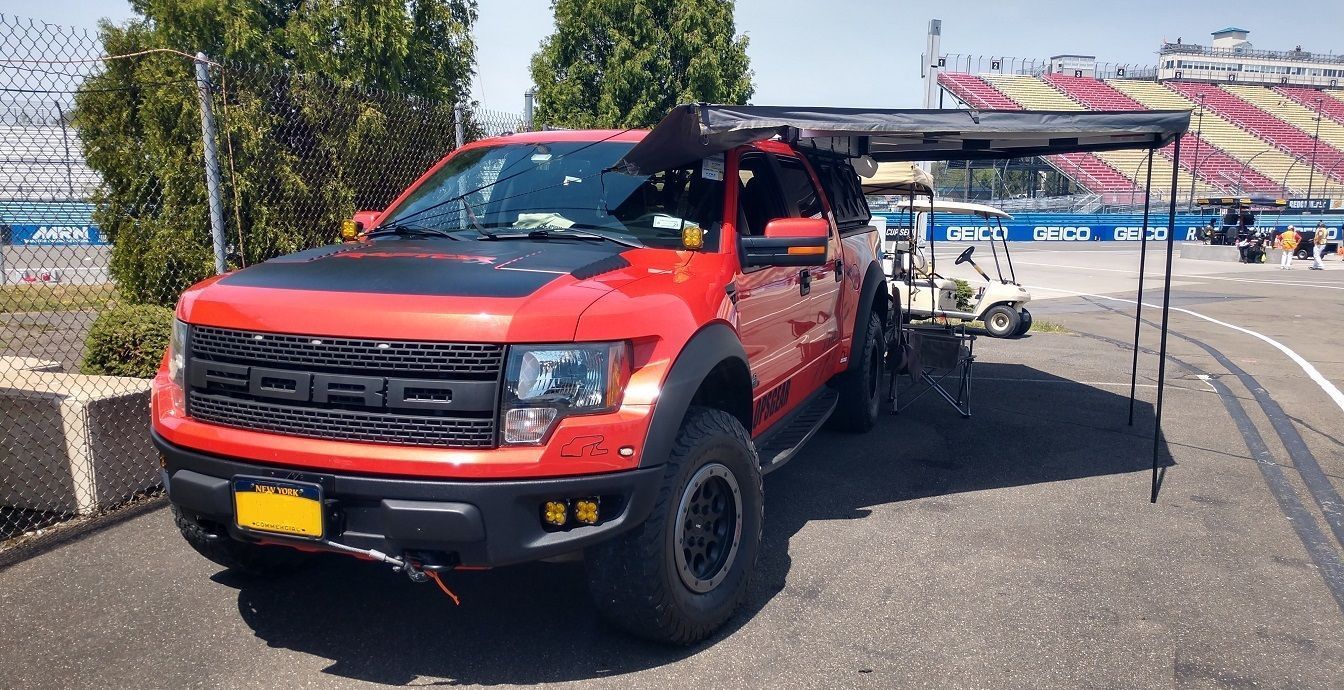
[[674, 464, 743, 593]]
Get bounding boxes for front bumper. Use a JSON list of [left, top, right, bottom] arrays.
[[153, 430, 663, 568]]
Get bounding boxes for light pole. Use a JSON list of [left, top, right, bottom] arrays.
[[1235, 149, 1274, 196], [1188, 93, 1206, 209], [1304, 97, 1323, 204]]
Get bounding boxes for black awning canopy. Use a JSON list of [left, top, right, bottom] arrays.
[[617, 104, 1191, 174]]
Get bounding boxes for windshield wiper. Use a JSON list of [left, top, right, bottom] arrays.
[[365, 223, 461, 241], [482, 226, 643, 248]]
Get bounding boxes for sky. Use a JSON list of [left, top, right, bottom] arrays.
[[7, 0, 1344, 114]]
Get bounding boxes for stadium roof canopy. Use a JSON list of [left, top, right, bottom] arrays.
[[617, 104, 1191, 175]]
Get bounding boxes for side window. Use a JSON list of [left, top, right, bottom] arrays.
[[804, 153, 872, 232], [776, 156, 824, 219], [736, 152, 788, 237]]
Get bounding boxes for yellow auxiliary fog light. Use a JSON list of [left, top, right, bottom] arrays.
[[681, 225, 704, 250], [574, 498, 600, 525], [340, 219, 361, 241], [542, 500, 569, 527]]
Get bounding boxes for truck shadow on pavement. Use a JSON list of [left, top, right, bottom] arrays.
[[223, 362, 1171, 685]]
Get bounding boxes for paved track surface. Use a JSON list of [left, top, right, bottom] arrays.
[[3, 243, 1344, 688]]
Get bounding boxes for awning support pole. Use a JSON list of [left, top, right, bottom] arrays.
[[1128, 150, 1155, 426], [1151, 138, 1182, 503]]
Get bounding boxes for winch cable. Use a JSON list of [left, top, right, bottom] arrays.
[[319, 539, 462, 604]]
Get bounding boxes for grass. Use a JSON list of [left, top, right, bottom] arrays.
[[1030, 319, 1070, 334], [0, 283, 116, 314]]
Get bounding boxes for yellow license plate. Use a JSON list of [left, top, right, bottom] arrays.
[[233, 477, 323, 539]]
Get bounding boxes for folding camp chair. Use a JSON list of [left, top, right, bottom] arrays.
[[889, 323, 975, 418]]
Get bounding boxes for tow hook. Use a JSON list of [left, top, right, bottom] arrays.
[[320, 540, 461, 605]]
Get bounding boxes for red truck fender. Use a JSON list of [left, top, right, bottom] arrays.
[[638, 322, 752, 469]]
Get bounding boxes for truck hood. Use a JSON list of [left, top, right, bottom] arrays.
[[179, 239, 680, 342]]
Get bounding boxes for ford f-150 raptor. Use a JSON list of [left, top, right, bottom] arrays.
[[154, 124, 894, 643]]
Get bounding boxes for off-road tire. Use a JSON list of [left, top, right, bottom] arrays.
[[983, 305, 1021, 338], [586, 407, 763, 645], [829, 310, 883, 432], [173, 506, 310, 577], [1014, 308, 1033, 337]]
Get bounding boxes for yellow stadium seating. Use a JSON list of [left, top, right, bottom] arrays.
[[982, 75, 1212, 198], [1108, 79, 1317, 194]]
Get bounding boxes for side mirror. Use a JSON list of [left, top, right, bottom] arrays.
[[341, 209, 383, 241], [741, 218, 829, 267]]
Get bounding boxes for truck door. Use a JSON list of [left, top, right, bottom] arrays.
[[732, 150, 837, 431], [774, 153, 843, 388]]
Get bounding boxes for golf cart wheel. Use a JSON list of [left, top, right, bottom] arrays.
[[829, 310, 883, 432], [586, 406, 763, 645], [1014, 309, 1033, 336], [983, 305, 1020, 338]]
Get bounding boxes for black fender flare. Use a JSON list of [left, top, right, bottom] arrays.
[[847, 261, 889, 373], [638, 323, 751, 469]]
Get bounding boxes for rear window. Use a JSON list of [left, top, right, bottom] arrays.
[[805, 154, 871, 231]]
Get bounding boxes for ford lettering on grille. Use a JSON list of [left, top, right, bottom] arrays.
[[185, 327, 501, 447], [188, 359, 487, 410]]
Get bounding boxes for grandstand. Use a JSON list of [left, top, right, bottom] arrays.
[[935, 27, 1344, 207]]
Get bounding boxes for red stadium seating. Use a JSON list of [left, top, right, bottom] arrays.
[[1166, 81, 1344, 183], [937, 72, 1138, 198], [1042, 73, 1145, 110], [936, 72, 1018, 109], [1275, 86, 1344, 128], [1043, 74, 1280, 193]]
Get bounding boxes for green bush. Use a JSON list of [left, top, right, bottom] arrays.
[[953, 279, 974, 311], [81, 304, 174, 378]]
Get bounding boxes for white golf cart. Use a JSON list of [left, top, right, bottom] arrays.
[[883, 196, 1034, 338]]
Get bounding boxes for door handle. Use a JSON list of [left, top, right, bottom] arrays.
[[834, 259, 843, 282], [799, 269, 811, 296]]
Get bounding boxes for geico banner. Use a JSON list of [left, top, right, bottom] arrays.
[[874, 212, 1343, 242], [7, 225, 106, 245]]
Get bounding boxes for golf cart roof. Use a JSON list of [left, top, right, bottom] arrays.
[[892, 198, 1013, 219], [861, 163, 935, 196], [616, 104, 1191, 174]]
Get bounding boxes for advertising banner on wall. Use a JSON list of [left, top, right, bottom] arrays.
[[0, 201, 104, 246], [6, 224, 105, 245], [874, 212, 1343, 243]]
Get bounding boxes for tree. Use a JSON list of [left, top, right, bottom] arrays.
[[74, 0, 477, 305], [530, 0, 753, 129]]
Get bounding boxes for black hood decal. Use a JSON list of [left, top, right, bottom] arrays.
[[219, 239, 626, 297]]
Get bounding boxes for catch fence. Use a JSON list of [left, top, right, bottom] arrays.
[[0, 13, 524, 558]]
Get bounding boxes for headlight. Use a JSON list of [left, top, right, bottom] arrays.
[[168, 319, 187, 389], [501, 342, 628, 444]]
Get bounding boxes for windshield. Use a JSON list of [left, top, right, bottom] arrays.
[[379, 141, 724, 249]]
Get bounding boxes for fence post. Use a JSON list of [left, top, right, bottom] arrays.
[[193, 52, 227, 275], [523, 90, 535, 132], [453, 105, 466, 149]]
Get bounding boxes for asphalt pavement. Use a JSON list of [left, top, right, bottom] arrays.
[[2, 243, 1343, 688]]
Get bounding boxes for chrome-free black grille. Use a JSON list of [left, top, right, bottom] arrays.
[[188, 392, 496, 448], [191, 325, 503, 378]]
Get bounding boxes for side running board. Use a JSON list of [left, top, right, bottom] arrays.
[[755, 388, 838, 475]]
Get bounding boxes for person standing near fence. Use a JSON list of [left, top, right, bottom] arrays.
[[1310, 221, 1327, 270], [1278, 225, 1300, 270]]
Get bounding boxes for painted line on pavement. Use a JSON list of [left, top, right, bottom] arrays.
[[1026, 286, 1344, 418]]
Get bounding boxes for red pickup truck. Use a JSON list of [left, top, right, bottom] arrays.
[[153, 127, 893, 643]]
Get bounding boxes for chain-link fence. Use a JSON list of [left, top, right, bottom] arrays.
[[0, 13, 524, 558]]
